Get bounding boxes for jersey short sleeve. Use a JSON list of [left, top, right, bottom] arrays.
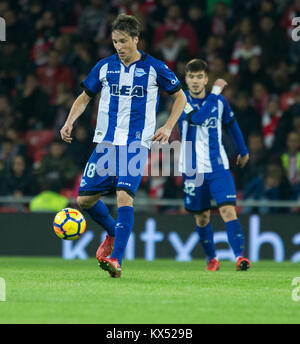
[[219, 95, 235, 126], [80, 60, 104, 97], [155, 61, 181, 95]]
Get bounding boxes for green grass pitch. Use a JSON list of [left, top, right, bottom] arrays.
[[0, 257, 300, 324]]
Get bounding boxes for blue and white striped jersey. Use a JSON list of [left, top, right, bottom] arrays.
[[178, 90, 235, 174], [81, 51, 181, 148]]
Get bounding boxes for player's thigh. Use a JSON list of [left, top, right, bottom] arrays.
[[79, 142, 116, 197], [115, 142, 149, 206], [183, 173, 210, 213], [194, 209, 211, 227], [208, 169, 237, 208]]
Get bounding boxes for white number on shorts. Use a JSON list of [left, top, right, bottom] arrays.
[[84, 162, 96, 178], [184, 181, 196, 197]]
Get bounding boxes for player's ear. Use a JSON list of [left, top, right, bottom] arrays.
[[134, 36, 139, 45], [204, 74, 209, 86]]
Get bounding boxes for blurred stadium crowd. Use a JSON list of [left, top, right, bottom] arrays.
[[1, 0, 300, 214]]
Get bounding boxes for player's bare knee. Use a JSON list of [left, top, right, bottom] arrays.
[[117, 190, 133, 208], [76, 196, 90, 209], [194, 211, 210, 227], [77, 196, 97, 209], [219, 205, 237, 222]]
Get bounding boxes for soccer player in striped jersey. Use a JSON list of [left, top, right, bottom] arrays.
[[60, 14, 186, 277], [178, 59, 251, 271]]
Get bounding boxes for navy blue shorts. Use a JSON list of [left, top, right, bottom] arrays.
[[183, 169, 236, 213], [78, 142, 149, 198]]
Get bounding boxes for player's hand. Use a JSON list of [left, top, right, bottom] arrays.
[[213, 78, 228, 91], [236, 154, 249, 168], [152, 125, 172, 144], [60, 123, 73, 143]]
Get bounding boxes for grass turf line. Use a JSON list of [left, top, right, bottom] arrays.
[[0, 257, 299, 324]]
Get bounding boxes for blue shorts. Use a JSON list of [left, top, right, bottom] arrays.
[[183, 169, 236, 213], [78, 141, 149, 198]]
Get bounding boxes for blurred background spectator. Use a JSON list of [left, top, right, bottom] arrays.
[[234, 132, 269, 191], [14, 74, 50, 130], [243, 157, 292, 214], [281, 131, 300, 200], [153, 3, 199, 57], [38, 139, 79, 192], [262, 96, 282, 149], [0, 154, 39, 197]]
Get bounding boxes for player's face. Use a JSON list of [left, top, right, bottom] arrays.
[[112, 30, 139, 63], [185, 71, 208, 96]]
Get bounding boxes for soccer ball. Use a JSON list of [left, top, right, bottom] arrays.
[[53, 208, 86, 240]]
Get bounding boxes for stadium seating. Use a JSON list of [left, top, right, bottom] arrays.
[[24, 130, 55, 162]]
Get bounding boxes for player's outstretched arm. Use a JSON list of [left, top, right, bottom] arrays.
[[60, 91, 92, 143], [220, 85, 249, 168], [226, 120, 249, 167], [152, 89, 187, 144], [188, 79, 228, 125]]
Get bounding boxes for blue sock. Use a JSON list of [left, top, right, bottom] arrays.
[[196, 223, 216, 261], [85, 200, 116, 237], [111, 206, 134, 266], [225, 219, 245, 257]]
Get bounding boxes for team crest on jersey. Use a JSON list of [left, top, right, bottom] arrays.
[[111, 84, 144, 97], [134, 68, 146, 77], [80, 179, 87, 187]]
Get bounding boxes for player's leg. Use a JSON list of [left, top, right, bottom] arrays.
[[77, 193, 115, 238], [111, 189, 134, 267], [77, 143, 117, 259], [183, 173, 219, 271], [98, 190, 134, 278], [218, 204, 251, 270], [194, 210, 220, 271], [219, 204, 244, 257], [77, 193, 116, 260], [98, 142, 149, 277], [209, 170, 251, 270]]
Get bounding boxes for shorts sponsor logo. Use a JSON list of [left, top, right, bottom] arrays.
[[118, 181, 132, 187]]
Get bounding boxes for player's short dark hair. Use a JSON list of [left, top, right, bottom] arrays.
[[112, 14, 141, 38], [185, 59, 209, 75]]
